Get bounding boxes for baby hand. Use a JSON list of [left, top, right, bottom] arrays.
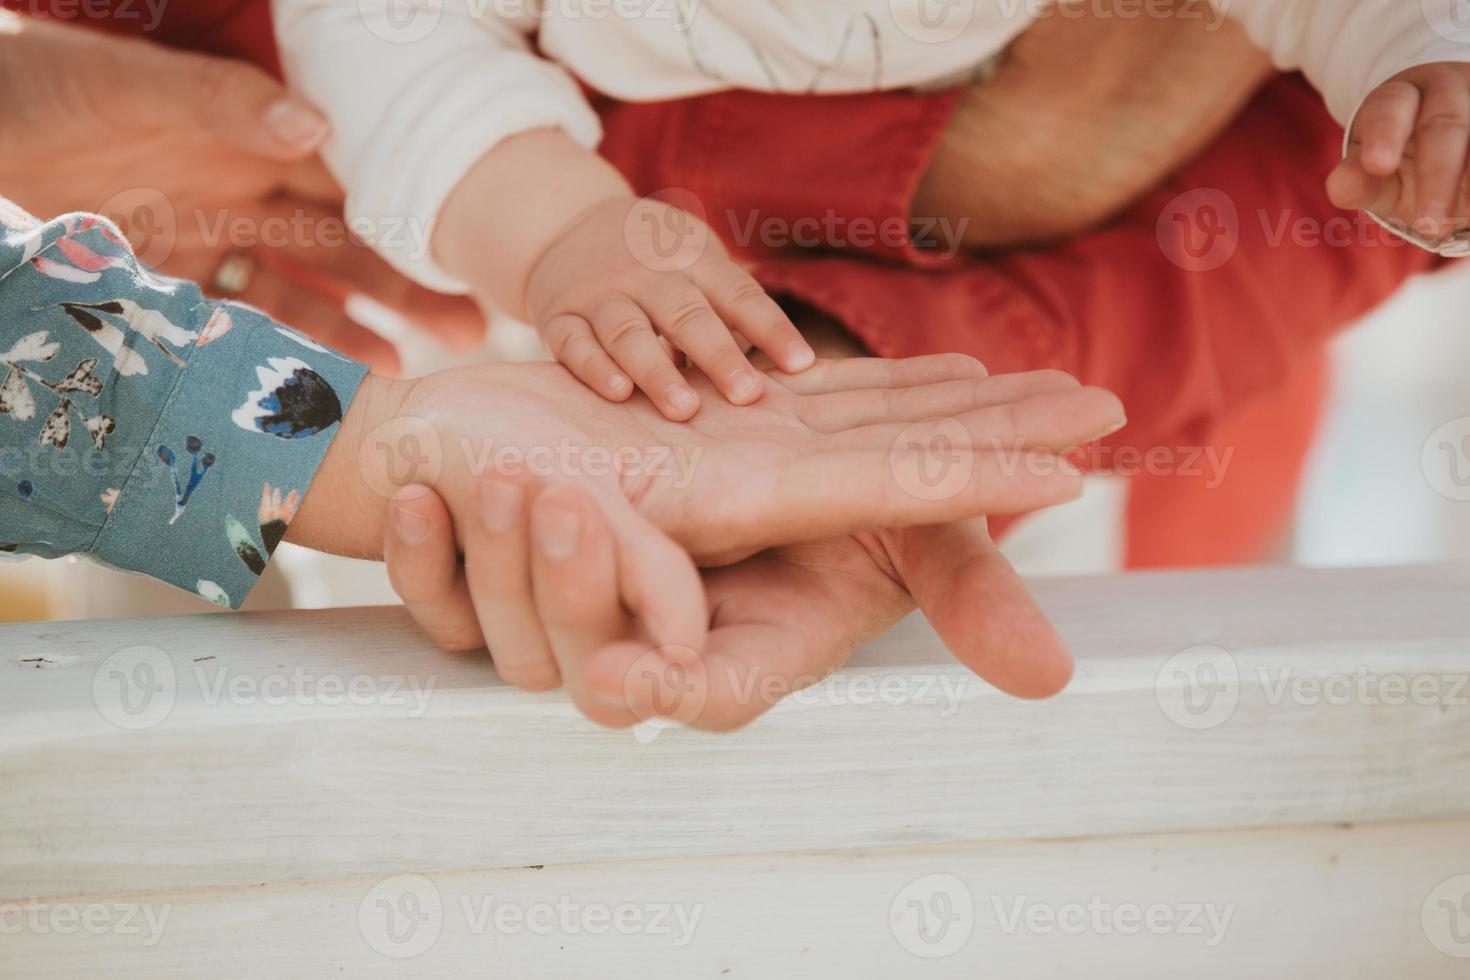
[[525, 195, 816, 420], [1330, 63, 1470, 249]]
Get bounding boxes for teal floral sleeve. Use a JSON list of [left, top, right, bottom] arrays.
[[0, 197, 368, 609]]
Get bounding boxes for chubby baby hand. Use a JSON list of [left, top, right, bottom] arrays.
[[525, 195, 815, 420], [1330, 62, 1470, 251]]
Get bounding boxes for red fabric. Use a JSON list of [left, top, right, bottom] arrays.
[[598, 80, 1441, 565], [5, 0, 280, 72], [22, 0, 1442, 566]]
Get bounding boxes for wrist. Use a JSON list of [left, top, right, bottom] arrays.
[[286, 371, 415, 560], [431, 130, 632, 319]]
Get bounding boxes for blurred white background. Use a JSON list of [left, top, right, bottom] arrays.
[[6, 262, 1470, 624]]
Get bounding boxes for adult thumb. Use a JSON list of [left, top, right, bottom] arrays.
[[887, 519, 1075, 700], [127, 45, 329, 161]]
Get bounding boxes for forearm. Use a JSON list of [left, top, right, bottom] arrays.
[[914, 1, 1273, 247]]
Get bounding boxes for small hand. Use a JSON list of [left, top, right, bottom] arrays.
[[526, 196, 816, 420], [1330, 62, 1470, 245]]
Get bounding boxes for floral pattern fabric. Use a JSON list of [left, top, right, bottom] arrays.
[[0, 198, 367, 608]]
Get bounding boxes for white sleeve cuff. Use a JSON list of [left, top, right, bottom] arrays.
[[344, 57, 604, 294]]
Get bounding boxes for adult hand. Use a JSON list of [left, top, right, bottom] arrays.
[[293, 353, 1124, 568], [359, 356, 1096, 726], [0, 13, 484, 370], [381, 476, 1069, 728], [914, 0, 1273, 246]]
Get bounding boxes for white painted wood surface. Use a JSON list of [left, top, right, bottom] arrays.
[[3, 564, 1469, 976], [5, 821, 1469, 978]]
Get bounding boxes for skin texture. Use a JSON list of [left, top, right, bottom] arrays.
[[293, 346, 1120, 723], [0, 13, 484, 373], [434, 131, 814, 419], [913, 0, 1273, 246], [288, 353, 1123, 564]]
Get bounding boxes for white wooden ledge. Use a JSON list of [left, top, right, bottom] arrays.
[[3, 564, 1470, 976]]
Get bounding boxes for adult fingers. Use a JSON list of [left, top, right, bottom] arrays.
[[533, 488, 709, 727], [587, 540, 909, 732], [250, 199, 487, 351], [796, 370, 1082, 432], [823, 385, 1125, 455], [680, 448, 1084, 561], [772, 353, 988, 394], [120, 44, 328, 160], [885, 520, 1074, 699], [383, 486, 485, 653], [579, 508, 712, 728], [461, 472, 563, 692], [280, 158, 348, 205], [529, 485, 636, 716]]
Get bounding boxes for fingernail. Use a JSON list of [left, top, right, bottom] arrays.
[[478, 479, 522, 533], [784, 341, 816, 370], [263, 99, 328, 149], [729, 371, 761, 402], [606, 372, 631, 394], [666, 385, 697, 414], [1091, 416, 1128, 441], [532, 499, 581, 560], [392, 507, 430, 546]]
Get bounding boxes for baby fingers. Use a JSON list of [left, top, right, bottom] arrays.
[[687, 261, 815, 375]]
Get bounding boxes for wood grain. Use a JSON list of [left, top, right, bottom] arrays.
[[4, 564, 1469, 901]]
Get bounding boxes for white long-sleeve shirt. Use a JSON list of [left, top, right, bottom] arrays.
[[275, 0, 1470, 290]]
